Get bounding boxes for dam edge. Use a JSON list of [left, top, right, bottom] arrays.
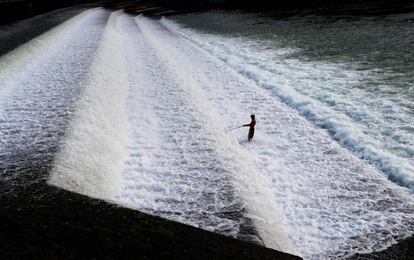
[[0, 184, 301, 259]]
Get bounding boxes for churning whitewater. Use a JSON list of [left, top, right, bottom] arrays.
[[0, 8, 413, 260]]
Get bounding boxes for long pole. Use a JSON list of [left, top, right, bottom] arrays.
[[227, 125, 243, 132]]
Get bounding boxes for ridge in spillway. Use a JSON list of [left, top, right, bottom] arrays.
[[48, 11, 130, 201], [0, 8, 109, 192]]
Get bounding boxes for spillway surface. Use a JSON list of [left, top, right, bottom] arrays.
[[0, 9, 109, 192], [1, 8, 413, 260]]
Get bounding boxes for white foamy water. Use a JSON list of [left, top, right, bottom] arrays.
[[1, 8, 413, 260], [115, 13, 291, 251], [0, 8, 108, 188], [148, 16, 413, 259], [48, 11, 130, 200], [162, 14, 414, 191], [0, 9, 95, 93]]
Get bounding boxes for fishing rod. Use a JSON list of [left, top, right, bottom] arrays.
[[227, 125, 243, 132]]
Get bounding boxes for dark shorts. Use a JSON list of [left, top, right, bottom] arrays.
[[248, 128, 255, 141]]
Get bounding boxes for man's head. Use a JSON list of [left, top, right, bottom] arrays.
[[251, 114, 255, 119]]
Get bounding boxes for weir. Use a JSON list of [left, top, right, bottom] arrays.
[[1, 4, 414, 260]]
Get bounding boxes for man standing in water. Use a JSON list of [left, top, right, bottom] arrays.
[[243, 114, 256, 141]]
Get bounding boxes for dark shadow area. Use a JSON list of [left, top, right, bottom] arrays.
[[0, 1, 107, 25], [222, 0, 414, 14], [0, 0, 33, 24], [0, 185, 301, 259], [2, 1, 414, 26], [347, 237, 414, 260], [0, 6, 96, 57]]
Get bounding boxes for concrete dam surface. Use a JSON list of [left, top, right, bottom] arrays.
[[1, 185, 299, 259], [0, 3, 413, 260]]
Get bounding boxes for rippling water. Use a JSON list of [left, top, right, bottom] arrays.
[[169, 11, 414, 191]]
